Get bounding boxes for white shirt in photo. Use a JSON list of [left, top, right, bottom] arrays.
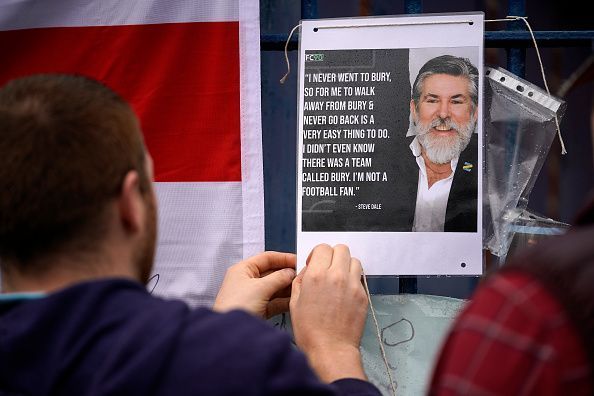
[[409, 137, 458, 232]]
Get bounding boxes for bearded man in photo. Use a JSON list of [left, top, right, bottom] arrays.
[[403, 54, 479, 232]]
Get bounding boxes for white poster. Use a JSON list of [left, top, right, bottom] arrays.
[[296, 13, 484, 275]]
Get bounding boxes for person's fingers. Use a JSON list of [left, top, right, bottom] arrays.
[[305, 248, 315, 266], [349, 257, 363, 283], [305, 244, 334, 276], [291, 266, 307, 302], [258, 268, 296, 298], [266, 297, 290, 319], [243, 251, 296, 276], [329, 244, 351, 275], [270, 283, 292, 299]]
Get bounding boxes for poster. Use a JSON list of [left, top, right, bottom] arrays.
[[296, 13, 484, 275]]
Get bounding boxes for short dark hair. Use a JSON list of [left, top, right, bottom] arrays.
[[0, 74, 149, 266], [411, 55, 479, 112]]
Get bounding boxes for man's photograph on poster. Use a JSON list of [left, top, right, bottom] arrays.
[[301, 47, 479, 233], [403, 51, 478, 232]]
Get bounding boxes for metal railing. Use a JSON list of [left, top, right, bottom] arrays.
[[260, 0, 594, 294]]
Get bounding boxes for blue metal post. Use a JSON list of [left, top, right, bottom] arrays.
[[501, 0, 527, 267], [404, 0, 423, 14], [301, 0, 318, 20], [506, 0, 526, 78]]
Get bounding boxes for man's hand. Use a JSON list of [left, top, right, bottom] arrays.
[[290, 244, 369, 383], [213, 251, 296, 319]]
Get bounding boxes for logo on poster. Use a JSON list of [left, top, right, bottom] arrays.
[[305, 53, 324, 62]]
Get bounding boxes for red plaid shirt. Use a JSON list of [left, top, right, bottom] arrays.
[[429, 271, 592, 395]]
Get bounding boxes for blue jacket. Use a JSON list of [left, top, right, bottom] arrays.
[[0, 279, 380, 396]]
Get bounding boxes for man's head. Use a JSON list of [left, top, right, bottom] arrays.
[[0, 74, 156, 284], [410, 55, 479, 164]]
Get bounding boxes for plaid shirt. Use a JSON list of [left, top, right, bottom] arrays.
[[429, 271, 592, 395]]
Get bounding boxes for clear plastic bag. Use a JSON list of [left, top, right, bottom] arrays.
[[483, 66, 566, 258], [504, 207, 570, 260]]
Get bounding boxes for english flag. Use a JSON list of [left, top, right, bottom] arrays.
[[0, 0, 264, 306]]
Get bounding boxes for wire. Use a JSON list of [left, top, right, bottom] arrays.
[[148, 273, 160, 294], [362, 271, 397, 395], [280, 24, 301, 84]]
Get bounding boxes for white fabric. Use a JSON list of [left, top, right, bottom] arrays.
[[153, 182, 244, 308], [0, 0, 239, 30], [239, 1, 265, 259], [410, 137, 457, 232]]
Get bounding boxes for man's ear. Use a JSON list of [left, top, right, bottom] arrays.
[[410, 99, 417, 124], [118, 170, 144, 234]]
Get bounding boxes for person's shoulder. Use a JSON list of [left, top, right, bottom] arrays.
[[56, 277, 189, 314], [60, 281, 286, 353], [41, 278, 193, 342], [156, 310, 317, 394], [0, 278, 196, 395], [430, 270, 592, 395], [168, 311, 382, 395], [181, 309, 293, 356]]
